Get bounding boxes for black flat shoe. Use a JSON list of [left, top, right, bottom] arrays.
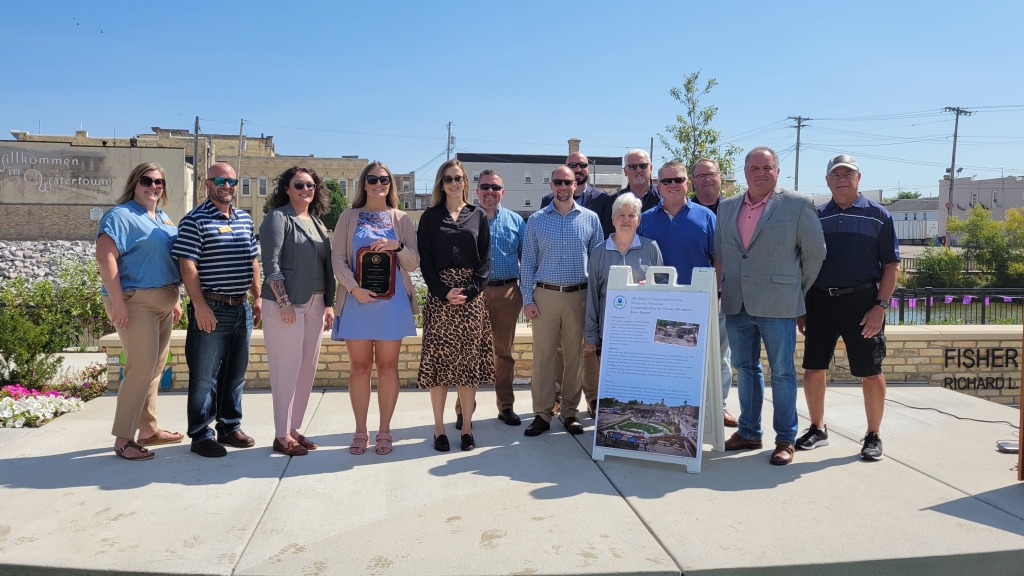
[[461, 434, 476, 451], [433, 434, 450, 452], [498, 408, 522, 426]]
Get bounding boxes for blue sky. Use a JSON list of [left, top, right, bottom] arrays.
[[3, 0, 1022, 197]]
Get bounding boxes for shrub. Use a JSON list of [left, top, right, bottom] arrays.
[[0, 307, 65, 389], [910, 247, 973, 289], [46, 362, 108, 401]]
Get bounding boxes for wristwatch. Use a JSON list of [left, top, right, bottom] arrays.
[[875, 299, 889, 309]]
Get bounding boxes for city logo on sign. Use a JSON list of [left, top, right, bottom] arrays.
[[613, 296, 627, 309]]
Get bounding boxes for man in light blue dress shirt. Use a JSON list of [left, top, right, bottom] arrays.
[[521, 166, 603, 437]]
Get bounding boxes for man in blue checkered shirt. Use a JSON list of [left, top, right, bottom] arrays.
[[521, 166, 603, 437]]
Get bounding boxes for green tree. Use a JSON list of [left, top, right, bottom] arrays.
[[321, 179, 349, 230], [883, 190, 922, 204], [658, 71, 742, 179], [910, 247, 971, 288], [946, 206, 1024, 285]]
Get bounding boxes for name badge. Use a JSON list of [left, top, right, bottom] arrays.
[[162, 219, 174, 226], [218, 226, 232, 233]]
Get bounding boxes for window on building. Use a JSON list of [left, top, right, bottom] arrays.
[[473, 170, 480, 182], [338, 180, 348, 199], [241, 178, 251, 196], [993, 190, 999, 205], [524, 170, 533, 184], [403, 180, 410, 191], [404, 200, 410, 209], [972, 191, 977, 205], [543, 171, 551, 184], [258, 177, 267, 196], [524, 193, 532, 207], [415, 198, 422, 209]]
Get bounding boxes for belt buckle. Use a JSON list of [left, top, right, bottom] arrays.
[[828, 287, 840, 296]]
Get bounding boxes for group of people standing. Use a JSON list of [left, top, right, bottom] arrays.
[[97, 143, 898, 467]]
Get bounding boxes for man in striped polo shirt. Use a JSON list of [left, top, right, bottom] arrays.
[[172, 162, 263, 458], [796, 155, 899, 461]]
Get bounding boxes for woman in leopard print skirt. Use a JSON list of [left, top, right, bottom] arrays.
[[417, 159, 495, 452]]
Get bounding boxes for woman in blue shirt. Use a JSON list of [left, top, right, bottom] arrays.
[[96, 162, 183, 461]]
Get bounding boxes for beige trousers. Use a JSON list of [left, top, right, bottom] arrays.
[[531, 288, 587, 422], [553, 345, 600, 408], [102, 285, 178, 439]]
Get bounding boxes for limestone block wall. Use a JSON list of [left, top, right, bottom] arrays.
[[100, 325, 1022, 406], [0, 205, 103, 241]]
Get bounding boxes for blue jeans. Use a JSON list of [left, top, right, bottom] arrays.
[[185, 299, 252, 442], [725, 307, 798, 445]]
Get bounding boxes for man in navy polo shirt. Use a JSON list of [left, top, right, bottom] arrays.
[[795, 155, 899, 461], [172, 162, 263, 458], [638, 161, 728, 424], [599, 149, 662, 238]]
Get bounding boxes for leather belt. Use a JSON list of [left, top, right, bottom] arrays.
[[202, 291, 247, 305], [536, 281, 587, 293], [818, 282, 877, 297], [488, 278, 518, 287]]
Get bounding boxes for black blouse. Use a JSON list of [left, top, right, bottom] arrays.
[[417, 203, 491, 302]]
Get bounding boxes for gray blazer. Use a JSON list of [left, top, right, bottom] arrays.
[[714, 187, 825, 318], [259, 204, 336, 308]]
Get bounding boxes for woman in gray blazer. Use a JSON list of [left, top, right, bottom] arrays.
[[259, 166, 336, 457]]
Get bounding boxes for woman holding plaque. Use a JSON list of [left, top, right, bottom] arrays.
[[260, 166, 336, 457], [417, 159, 494, 452], [332, 161, 419, 456]]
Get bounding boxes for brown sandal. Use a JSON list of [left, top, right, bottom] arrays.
[[349, 432, 369, 455], [295, 433, 318, 450], [115, 440, 154, 461], [136, 430, 184, 446], [374, 433, 393, 455]]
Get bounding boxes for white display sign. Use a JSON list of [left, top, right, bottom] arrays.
[[89, 207, 104, 221], [592, 266, 724, 473]]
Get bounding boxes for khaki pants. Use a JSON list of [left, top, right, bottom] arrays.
[[456, 283, 522, 415], [531, 288, 586, 422], [554, 345, 600, 409], [102, 285, 178, 439]]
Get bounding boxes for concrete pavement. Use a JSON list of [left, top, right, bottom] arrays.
[[1, 384, 1023, 575]]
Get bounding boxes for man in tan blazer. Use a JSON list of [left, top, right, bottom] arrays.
[[713, 146, 826, 466]]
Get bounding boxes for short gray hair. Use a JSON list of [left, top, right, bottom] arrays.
[[611, 193, 642, 218], [658, 160, 688, 178], [744, 146, 779, 169], [692, 157, 720, 173], [478, 169, 501, 179], [623, 148, 651, 165]]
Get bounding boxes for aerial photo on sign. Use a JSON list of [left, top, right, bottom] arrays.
[[596, 397, 701, 458]]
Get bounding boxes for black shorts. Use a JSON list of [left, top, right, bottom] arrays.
[[802, 286, 886, 377]]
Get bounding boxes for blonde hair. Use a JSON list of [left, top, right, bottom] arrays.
[[353, 161, 399, 209], [431, 159, 469, 207], [117, 162, 168, 206]]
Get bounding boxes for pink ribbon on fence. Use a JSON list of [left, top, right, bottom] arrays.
[[908, 298, 916, 308], [890, 298, 899, 308], [929, 297, 934, 306], [944, 295, 954, 304], [985, 297, 990, 305], [962, 295, 973, 304], [1005, 297, 1013, 303]]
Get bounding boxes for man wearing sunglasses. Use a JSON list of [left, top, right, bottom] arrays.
[[539, 151, 606, 418], [172, 162, 262, 458], [521, 166, 603, 437], [599, 149, 662, 238]]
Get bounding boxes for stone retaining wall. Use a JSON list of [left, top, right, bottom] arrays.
[[100, 325, 1022, 406]]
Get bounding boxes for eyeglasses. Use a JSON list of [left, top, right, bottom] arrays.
[[828, 171, 859, 181], [366, 175, 391, 185], [567, 162, 589, 169], [626, 163, 650, 171], [442, 175, 465, 184], [551, 179, 574, 186], [478, 183, 503, 191], [293, 181, 316, 190], [207, 177, 238, 186], [658, 177, 687, 185], [692, 172, 720, 181], [139, 176, 166, 187]]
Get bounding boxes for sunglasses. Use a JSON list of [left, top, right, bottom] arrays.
[[626, 163, 650, 171], [207, 177, 238, 186], [293, 181, 316, 190], [659, 177, 687, 185], [551, 179, 574, 186], [442, 175, 465, 184], [139, 176, 166, 187], [478, 183, 503, 191], [566, 162, 589, 169], [366, 175, 391, 185]]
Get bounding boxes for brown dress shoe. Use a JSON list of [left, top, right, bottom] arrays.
[[723, 409, 738, 428], [273, 438, 308, 456], [724, 431, 762, 451], [218, 430, 255, 448], [770, 442, 795, 465]]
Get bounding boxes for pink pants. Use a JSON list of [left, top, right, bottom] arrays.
[[263, 295, 327, 438]]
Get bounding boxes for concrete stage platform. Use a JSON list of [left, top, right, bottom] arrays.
[[0, 384, 1022, 575]]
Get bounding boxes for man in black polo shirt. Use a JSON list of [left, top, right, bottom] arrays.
[[597, 149, 662, 238], [172, 162, 263, 458], [796, 155, 899, 461]]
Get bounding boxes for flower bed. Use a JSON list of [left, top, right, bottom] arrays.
[[0, 362, 107, 428]]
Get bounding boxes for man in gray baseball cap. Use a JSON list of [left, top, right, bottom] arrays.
[[796, 153, 900, 461]]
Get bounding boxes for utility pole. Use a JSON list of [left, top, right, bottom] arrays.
[[944, 107, 973, 216], [193, 116, 200, 206], [446, 122, 453, 160], [788, 116, 810, 191], [235, 119, 245, 174], [649, 137, 654, 165]]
